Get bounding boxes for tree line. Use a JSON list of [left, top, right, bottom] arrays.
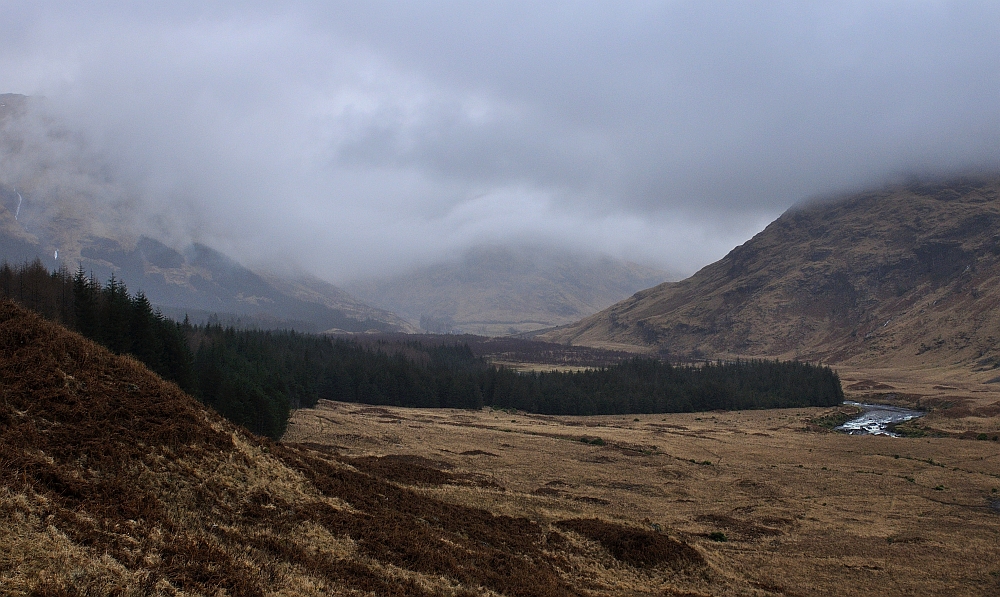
[[0, 260, 192, 385], [1, 259, 844, 439]]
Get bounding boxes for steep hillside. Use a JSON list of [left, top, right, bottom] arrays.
[[544, 177, 1000, 371], [347, 245, 667, 335], [0, 219, 411, 333], [0, 93, 410, 334], [256, 270, 417, 333], [0, 300, 714, 596]]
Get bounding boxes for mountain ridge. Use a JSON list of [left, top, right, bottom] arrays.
[[542, 176, 1000, 374], [347, 244, 668, 335], [0, 218, 413, 333], [3, 93, 657, 337]]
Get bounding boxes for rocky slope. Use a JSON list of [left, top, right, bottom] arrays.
[[256, 270, 417, 333], [544, 177, 1000, 372], [347, 245, 667, 335]]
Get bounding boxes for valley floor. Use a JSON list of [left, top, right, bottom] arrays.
[[285, 382, 1000, 596]]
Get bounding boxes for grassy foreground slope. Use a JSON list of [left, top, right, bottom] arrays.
[[0, 299, 716, 596]]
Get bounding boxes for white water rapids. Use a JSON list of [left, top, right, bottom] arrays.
[[835, 401, 924, 436]]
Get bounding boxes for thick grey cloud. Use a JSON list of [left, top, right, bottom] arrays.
[[1, 1, 999, 280]]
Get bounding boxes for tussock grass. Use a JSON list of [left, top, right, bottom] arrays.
[[288, 398, 1000, 595], [10, 296, 999, 595], [2, 299, 712, 596]]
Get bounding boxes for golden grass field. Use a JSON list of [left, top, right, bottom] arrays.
[[285, 369, 1000, 596], [5, 298, 1000, 596]]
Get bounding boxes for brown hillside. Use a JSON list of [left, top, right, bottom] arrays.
[[0, 300, 712, 596], [543, 177, 1000, 373]]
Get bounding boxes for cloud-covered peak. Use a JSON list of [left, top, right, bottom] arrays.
[[2, 2, 998, 281]]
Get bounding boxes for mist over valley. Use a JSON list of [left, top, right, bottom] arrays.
[[4, 3, 1000, 595], [346, 244, 668, 335]]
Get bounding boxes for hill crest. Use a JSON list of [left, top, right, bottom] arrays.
[[0, 93, 413, 334], [0, 300, 709, 594], [543, 177, 1000, 374]]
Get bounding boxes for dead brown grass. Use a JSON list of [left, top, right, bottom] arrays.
[[2, 299, 710, 596], [7, 296, 1000, 595], [836, 365, 1000, 437], [286, 397, 1000, 596], [555, 518, 703, 569], [541, 179, 1000, 379]]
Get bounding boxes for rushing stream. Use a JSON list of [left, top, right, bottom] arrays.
[[835, 401, 924, 436]]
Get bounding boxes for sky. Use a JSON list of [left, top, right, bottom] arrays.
[[2, 1, 999, 282]]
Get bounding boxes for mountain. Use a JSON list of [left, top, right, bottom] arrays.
[[0, 93, 412, 333], [0, 211, 412, 333], [543, 177, 1000, 371], [4, 93, 658, 337], [346, 245, 668, 335], [0, 299, 706, 595], [256, 269, 416, 332]]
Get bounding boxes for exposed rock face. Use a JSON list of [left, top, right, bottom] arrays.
[[544, 177, 1000, 370], [0, 220, 414, 333]]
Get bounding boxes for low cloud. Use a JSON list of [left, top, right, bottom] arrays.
[[2, 1, 999, 281]]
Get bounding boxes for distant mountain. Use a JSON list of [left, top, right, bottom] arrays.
[[0, 93, 412, 333], [543, 177, 1000, 371], [346, 245, 668, 335], [0, 216, 413, 333], [256, 270, 416, 332], [0, 182, 411, 333]]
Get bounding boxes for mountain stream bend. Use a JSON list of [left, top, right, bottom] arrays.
[[835, 401, 924, 436]]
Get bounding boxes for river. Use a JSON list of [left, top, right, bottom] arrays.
[[835, 401, 924, 436]]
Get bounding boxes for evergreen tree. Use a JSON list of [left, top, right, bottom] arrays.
[[0, 258, 844, 440]]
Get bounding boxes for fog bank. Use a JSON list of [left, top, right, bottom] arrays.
[[2, 1, 999, 281]]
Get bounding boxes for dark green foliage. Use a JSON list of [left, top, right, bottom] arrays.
[[0, 259, 75, 324], [1, 260, 194, 392], [187, 330, 489, 438], [481, 357, 842, 415], [191, 331, 290, 439], [1, 259, 844, 441], [187, 330, 841, 431]]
